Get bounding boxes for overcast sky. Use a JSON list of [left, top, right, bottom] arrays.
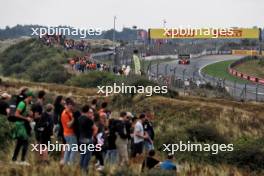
[[0, 0, 263, 30]]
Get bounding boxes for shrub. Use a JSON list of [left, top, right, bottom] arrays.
[[66, 71, 117, 88], [0, 38, 71, 83], [0, 115, 14, 149], [186, 124, 227, 143], [224, 137, 264, 170], [26, 59, 71, 83]]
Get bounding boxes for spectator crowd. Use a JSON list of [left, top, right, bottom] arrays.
[[0, 88, 177, 175], [40, 34, 90, 52]]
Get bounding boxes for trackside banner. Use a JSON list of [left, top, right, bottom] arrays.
[[148, 28, 260, 39], [232, 50, 264, 56]]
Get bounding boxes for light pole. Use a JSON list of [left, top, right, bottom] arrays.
[[163, 19, 167, 44], [163, 19, 167, 28], [113, 16, 117, 44]]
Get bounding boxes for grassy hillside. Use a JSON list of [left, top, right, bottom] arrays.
[[0, 39, 263, 175], [235, 59, 264, 78], [0, 78, 263, 175], [0, 38, 82, 83], [0, 37, 30, 53]]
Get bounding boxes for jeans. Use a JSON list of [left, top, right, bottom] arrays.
[[79, 138, 93, 173], [12, 139, 29, 161], [144, 141, 154, 151], [105, 149, 118, 164], [64, 135, 77, 165]]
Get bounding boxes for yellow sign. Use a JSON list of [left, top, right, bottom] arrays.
[[149, 28, 260, 39], [232, 50, 264, 56]]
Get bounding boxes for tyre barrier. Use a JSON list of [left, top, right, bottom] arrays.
[[228, 57, 264, 85]]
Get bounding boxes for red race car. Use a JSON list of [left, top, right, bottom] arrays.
[[178, 54, 190, 65]]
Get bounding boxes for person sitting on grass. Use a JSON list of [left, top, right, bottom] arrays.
[[160, 153, 177, 171], [141, 149, 160, 172]]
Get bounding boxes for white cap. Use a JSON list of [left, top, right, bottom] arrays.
[[1, 92, 11, 99]]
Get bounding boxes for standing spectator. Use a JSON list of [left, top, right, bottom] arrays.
[[35, 104, 54, 164], [53, 96, 65, 136], [98, 102, 108, 115], [98, 102, 111, 119], [132, 49, 141, 75], [36, 90, 46, 107], [132, 114, 146, 158], [104, 118, 118, 165], [53, 95, 65, 163], [115, 112, 129, 166], [16, 87, 28, 106], [143, 111, 155, 151], [0, 92, 11, 116], [124, 112, 133, 156], [61, 98, 77, 165], [94, 112, 106, 171], [12, 90, 34, 166], [91, 99, 98, 111], [73, 109, 81, 143], [78, 105, 98, 173], [129, 115, 138, 158]]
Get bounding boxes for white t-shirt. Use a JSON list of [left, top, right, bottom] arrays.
[[134, 121, 144, 143]]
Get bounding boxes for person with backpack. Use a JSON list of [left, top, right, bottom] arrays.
[[104, 118, 118, 165], [78, 105, 98, 173], [11, 90, 34, 166], [115, 112, 130, 166], [35, 104, 54, 164], [143, 111, 155, 152]]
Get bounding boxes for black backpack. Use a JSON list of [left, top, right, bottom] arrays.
[[8, 101, 27, 122]]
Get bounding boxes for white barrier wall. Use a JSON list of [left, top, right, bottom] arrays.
[[144, 50, 232, 61]]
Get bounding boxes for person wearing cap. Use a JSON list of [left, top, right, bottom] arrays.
[[12, 90, 34, 166], [0, 92, 11, 116], [160, 153, 177, 171], [61, 97, 77, 165]]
